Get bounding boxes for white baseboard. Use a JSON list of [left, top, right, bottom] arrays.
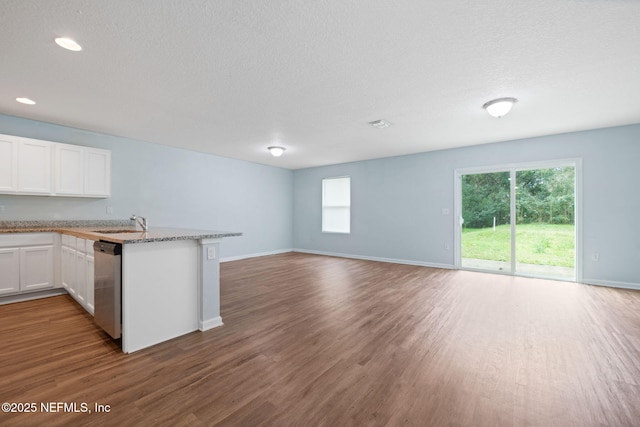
[[200, 316, 223, 331], [221, 249, 639, 292], [221, 248, 293, 263], [582, 278, 640, 291], [292, 248, 454, 270], [0, 288, 67, 305]]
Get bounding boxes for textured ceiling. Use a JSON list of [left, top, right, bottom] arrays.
[[1, 0, 639, 169]]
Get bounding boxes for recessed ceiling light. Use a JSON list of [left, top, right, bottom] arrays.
[[54, 37, 82, 51], [369, 119, 391, 128], [16, 97, 36, 105], [268, 146, 286, 157], [482, 97, 518, 118]]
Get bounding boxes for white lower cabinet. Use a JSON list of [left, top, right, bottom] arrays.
[[86, 254, 95, 314], [0, 234, 54, 296], [20, 246, 54, 291], [0, 248, 20, 295], [61, 235, 94, 315], [76, 249, 86, 307], [1, 233, 93, 314], [61, 245, 77, 296]]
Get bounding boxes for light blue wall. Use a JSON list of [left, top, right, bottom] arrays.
[[0, 114, 293, 259], [293, 124, 640, 287], [3, 112, 638, 286]]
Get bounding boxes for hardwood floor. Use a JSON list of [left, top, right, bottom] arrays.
[[1, 252, 639, 426]]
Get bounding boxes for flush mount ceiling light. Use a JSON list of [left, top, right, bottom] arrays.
[[368, 119, 391, 128], [16, 97, 36, 105], [482, 97, 518, 118], [268, 146, 286, 157], [54, 37, 82, 51]]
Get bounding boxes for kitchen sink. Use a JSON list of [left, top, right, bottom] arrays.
[[93, 229, 142, 234]]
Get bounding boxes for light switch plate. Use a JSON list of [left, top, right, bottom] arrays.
[[207, 247, 216, 260]]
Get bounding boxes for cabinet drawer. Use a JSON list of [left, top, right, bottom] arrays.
[[72, 237, 94, 255], [0, 233, 55, 247], [61, 234, 76, 248]]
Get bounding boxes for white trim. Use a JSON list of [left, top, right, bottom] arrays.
[[574, 158, 584, 283], [199, 316, 223, 331], [510, 169, 516, 273], [220, 248, 293, 263], [322, 176, 351, 234], [454, 157, 582, 282], [0, 288, 67, 305], [454, 158, 581, 175], [226, 250, 636, 291], [199, 238, 222, 245], [460, 266, 577, 283], [453, 171, 462, 269], [582, 278, 640, 291], [293, 248, 454, 269]]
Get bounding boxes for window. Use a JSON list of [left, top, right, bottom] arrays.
[[322, 176, 350, 233]]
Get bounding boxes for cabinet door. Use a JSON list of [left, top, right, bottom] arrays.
[[86, 255, 95, 315], [76, 250, 87, 306], [61, 246, 77, 295], [54, 143, 84, 195], [17, 138, 52, 194], [19, 245, 54, 291], [84, 148, 111, 197], [0, 248, 20, 295], [0, 136, 18, 192]]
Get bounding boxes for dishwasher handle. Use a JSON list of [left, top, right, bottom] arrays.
[[94, 241, 122, 255]]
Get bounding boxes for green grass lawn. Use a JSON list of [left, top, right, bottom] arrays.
[[462, 223, 575, 267]]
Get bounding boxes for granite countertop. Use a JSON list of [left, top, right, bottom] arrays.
[[0, 220, 242, 244]]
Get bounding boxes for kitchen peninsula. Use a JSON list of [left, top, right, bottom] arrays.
[[0, 220, 241, 353]]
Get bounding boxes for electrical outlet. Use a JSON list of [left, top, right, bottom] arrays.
[[207, 247, 216, 260], [106, 206, 113, 214], [444, 241, 451, 250], [592, 251, 600, 262]]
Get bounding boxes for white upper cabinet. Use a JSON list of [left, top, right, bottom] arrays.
[[54, 143, 84, 195], [53, 143, 111, 197], [0, 133, 111, 198], [17, 137, 52, 194], [84, 148, 111, 197], [0, 135, 18, 192]]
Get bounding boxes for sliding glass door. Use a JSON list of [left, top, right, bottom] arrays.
[[514, 167, 575, 279], [457, 162, 577, 281], [460, 171, 512, 273]]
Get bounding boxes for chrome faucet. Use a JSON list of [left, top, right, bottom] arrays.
[[130, 214, 148, 231]]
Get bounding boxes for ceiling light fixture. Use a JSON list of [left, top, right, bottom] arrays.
[[54, 37, 82, 51], [268, 146, 286, 157], [16, 97, 36, 105], [482, 97, 518, 118], [369, 119, 391, 128]]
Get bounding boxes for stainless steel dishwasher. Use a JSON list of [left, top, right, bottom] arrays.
[[94, 241, 122, 339]]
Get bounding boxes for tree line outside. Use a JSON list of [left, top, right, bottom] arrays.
[[461, 167, 575, 229]]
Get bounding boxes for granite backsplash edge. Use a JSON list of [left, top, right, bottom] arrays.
[[0, 219, 136, 229]]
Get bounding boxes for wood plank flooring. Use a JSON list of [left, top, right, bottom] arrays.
[[1, 252, 639, 426]]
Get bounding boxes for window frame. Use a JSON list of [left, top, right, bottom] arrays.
[[321, 176, 351, 234]]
